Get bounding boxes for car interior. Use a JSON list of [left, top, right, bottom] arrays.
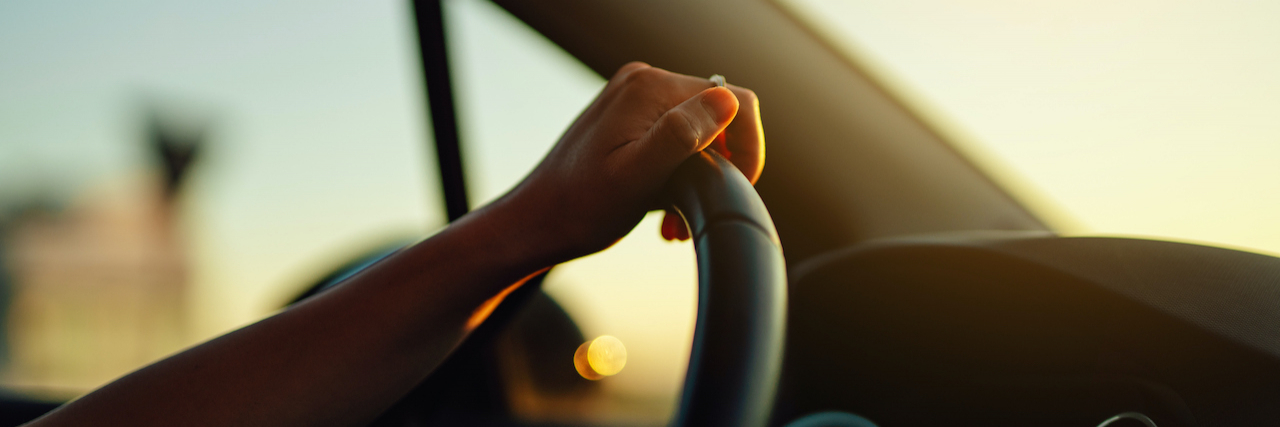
[[1, 0, 1278, 426]]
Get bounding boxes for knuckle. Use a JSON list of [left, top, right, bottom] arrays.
[[620, 61, 648, 72], [616, 68, 667, 104], [611, 61, 649, 80], [622, 66, 665, 87]]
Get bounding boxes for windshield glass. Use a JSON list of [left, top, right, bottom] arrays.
[[777, 0, 1280, 255]]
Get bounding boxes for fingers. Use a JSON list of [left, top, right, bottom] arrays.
[[660, 210, 691, 241], [623, 86, 739, 173], [721, 85, 764, 183], [610, 67, 764, 184], [602, 62, 764, 186]]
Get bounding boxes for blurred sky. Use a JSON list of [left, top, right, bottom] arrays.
[[781, 0, 1280, 255]]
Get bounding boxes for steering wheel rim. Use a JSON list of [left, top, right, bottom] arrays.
[[667, 150, 787, 427]]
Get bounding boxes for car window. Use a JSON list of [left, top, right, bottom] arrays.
[[777, 0, 1280, 255], [0, 0, 441, 397], [445, 0, 696, 423]]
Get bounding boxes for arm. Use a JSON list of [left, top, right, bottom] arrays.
[[27, 63, 763, 427]]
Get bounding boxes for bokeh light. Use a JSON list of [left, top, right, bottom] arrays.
[[574, 335, 627, 380]]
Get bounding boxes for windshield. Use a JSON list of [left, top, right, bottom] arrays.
[[777, 0, 1280, 255]]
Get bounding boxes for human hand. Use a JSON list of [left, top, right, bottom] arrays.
[[659, 73, 764, 241], [492, 62, 764, 263]]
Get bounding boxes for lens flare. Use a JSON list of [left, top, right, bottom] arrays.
[[574, 335, 627, 380]]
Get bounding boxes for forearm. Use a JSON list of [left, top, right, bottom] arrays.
[[28, 198, 557, 427]]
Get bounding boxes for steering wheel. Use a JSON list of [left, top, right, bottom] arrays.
[[294, 150, 787, 427], [666, 149, 787, 427]]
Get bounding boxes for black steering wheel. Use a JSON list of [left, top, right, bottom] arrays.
[[666, 149, 787, 427], [294, 150, 787, 427]]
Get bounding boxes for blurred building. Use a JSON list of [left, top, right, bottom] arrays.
[[0, 117, 200, 396]]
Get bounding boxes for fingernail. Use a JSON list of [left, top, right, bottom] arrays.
[[699, 87, 738, 124], [676, 222, 690, 240], [661, 214, 676, 240]]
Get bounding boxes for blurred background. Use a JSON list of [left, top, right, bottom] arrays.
[[2, 0, 1279, 424]]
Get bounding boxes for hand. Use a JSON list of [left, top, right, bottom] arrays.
[[493, 62, 765, 263], [660, 74, 765, 241]]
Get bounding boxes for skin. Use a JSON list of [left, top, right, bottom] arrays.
[[25, 62, 764, 427]]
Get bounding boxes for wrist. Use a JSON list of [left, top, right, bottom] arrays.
[[454, 190, 575, 275]]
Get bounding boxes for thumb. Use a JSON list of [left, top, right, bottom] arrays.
[[628, 87, 739, 171]]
